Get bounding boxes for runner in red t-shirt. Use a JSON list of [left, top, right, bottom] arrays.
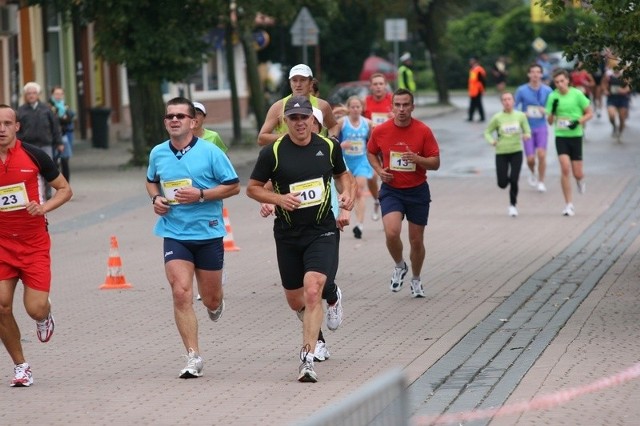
[[367, 89, 440, 299], [363, 73, 394, 221], [0, 104, 72, 387]]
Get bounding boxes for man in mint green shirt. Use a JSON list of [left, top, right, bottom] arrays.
[[545, 69, 593, 217], [484, 92, 531, 217]]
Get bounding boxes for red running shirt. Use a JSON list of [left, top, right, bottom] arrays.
[[364, 93, 393, 124], [367, 118, 440, 189], [0, 140, 60, 237]]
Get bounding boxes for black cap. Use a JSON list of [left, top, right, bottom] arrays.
[[284, 96, 313, 116]]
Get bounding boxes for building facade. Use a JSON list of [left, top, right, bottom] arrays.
[[0, 1, 248, 140]]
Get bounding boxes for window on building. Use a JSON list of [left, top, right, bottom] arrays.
[[188, 51, 228, 92]]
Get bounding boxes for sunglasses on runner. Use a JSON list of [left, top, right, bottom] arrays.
[[164, 113, 193, 120]]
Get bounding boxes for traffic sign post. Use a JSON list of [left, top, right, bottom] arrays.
[[532, 37, 547, 53], [290, 7, 319, 66], [385, 19, 407, 69]]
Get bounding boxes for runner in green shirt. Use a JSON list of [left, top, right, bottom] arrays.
[[545, 69, 593, 217], [484, 92, 531, 217]]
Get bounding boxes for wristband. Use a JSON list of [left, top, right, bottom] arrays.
[[151, 194, 161, 205], [199, 188, 205, 203]]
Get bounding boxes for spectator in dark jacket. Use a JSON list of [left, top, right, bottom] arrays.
[[17, 82, 63, 198], [17, 82, 63, 159]]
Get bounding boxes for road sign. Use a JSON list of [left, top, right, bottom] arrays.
[[385, 19, 407, 42], [290, 7, 319, 47], [532, 37, 547, 53]]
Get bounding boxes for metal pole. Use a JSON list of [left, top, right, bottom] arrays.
[[394, 40, 399, 70], [302, 19, 308, 65]]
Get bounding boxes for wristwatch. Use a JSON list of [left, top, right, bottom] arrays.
[[199, 189, 205, 203]]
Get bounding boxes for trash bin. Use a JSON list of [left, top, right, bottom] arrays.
[[89, 107, 111, 149]]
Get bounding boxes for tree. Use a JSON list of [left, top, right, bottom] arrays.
[[29, 0, 225, 166], [411, 0, 466, 104], [440, 11, 497, 93], [486, 6, 535, 67], [544, 0, 640, 86]]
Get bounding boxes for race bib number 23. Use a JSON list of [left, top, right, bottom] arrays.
[[0, 182, 29, 212]]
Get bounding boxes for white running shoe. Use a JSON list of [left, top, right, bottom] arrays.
[[313, 341, 331, 362], [179, 348, 203, 378], [562, 204, 575, 217], [298, 346, 318, 383], [537, 182, 547, 192], [207, 299, 225, 322], [577, 179, 586, 195], [390, 262, 408, 292], [36, 310, 55, 343], [410, 279, 425, 298], [508, 205, 518, 217], [371, 201, 380, 221], [10, 363, 33, 387], [528, 174, 537, 187], [326, 287, 343, 331]]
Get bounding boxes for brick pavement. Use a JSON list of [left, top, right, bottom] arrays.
[[1, 102, 639, 425]]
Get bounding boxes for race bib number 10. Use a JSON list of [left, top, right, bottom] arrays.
[[289, 177, 324, 209], [0, 182, 29, 212]]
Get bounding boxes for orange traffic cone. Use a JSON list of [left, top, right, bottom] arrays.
[[223, 207, 240, 252], [100, 236, 133, 289]]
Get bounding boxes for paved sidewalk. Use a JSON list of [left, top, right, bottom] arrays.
[[2, 102, 639, 425]]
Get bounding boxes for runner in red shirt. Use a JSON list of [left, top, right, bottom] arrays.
[[367, 89, 440, 299], [363, 73, 394, 221], [0, 104, 72, 387]]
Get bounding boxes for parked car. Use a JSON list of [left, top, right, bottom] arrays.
[[326, 80, 393, 107], [359, 55, 397, 82]]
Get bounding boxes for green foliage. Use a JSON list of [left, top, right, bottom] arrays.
[[444, 12, 496, 88], [537, 7, 598, 52], [544, 0, 640, 86], [318, 3, 379, 83], [447, 13, 496, 61], [461, 0, 527, 16], [256, 1, 387, 86], [486, 7, 534, 66], [30, 0, 226, 82], [484, 6, 535, 86]]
